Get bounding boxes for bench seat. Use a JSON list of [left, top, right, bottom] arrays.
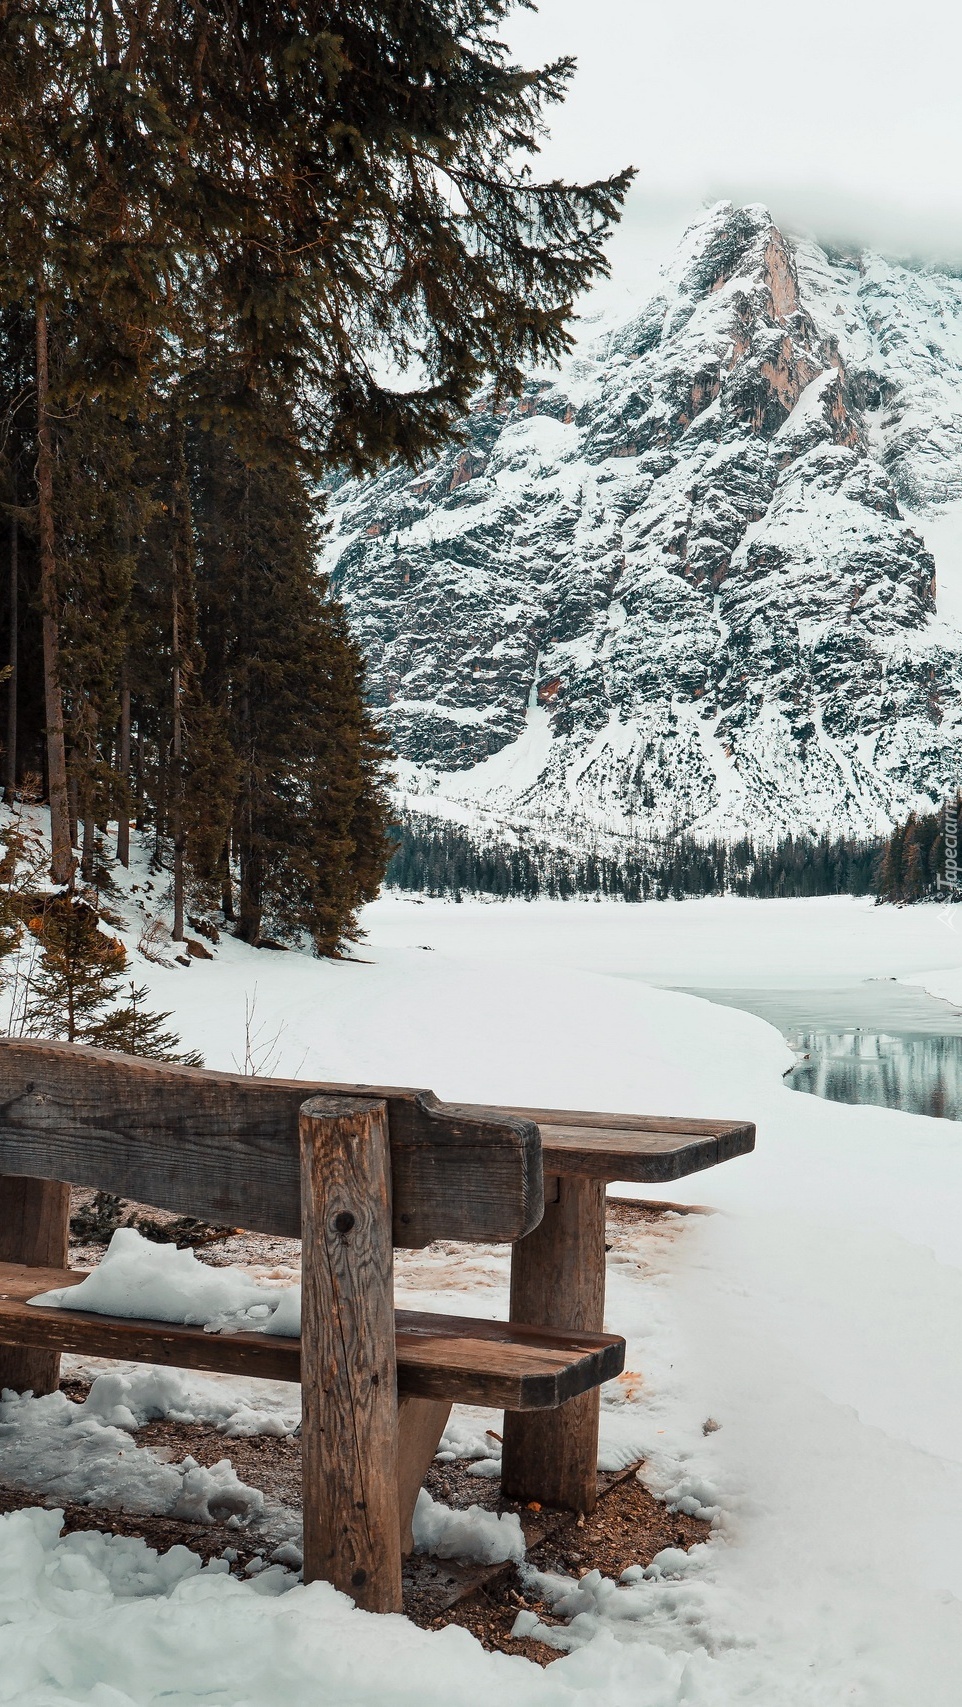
[[0, 1262, 625, 1411], [505, 1107, 755, 1182]]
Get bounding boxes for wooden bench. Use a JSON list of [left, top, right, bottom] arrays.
[[0, 1041, 627, 1611], [498, 1105, 754, 1510], [0, 1039, 755, 1613]]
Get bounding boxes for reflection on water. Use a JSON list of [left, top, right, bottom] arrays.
[[786, 1030, 962, 1121], [672, 982, 962, 1123]]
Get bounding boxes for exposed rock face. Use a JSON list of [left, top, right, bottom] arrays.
[[322, 202, 962, 841]]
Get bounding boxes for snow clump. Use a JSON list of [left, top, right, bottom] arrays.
[[29, 1226, 302, 1336], [0, 1384, 263, 1523]]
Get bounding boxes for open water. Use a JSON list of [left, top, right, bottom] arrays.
[[676, 980, 962, 1123]]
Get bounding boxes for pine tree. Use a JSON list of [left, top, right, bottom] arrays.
[[0, 0, 631, 945], [22, 895, 198, 1062], [190, 423, 391, 950], [89, 980, 202, 1065]]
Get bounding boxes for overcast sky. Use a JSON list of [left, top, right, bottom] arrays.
[[506, 0, 962, 309]]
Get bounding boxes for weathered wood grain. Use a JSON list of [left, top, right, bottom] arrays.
[[396, 1396, 451, 1555], [536, 1121, 756, 1182], [502, 1176, 608, 1512], [299, 1095, 401, 1612], [508, 1106, 755, 1179], [393, 1310, 623, 1409], [0, 1038, 543, 1246], [0, 1263, 625, 1407], [506, 1105, 756, 1139], [0, 1174, 70, 1394]]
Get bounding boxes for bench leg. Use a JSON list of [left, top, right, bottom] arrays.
[[0, 1175, 70, 1396], [397, 1395, 452, 1556], [299, 1095, 402, 1614], [501, 1176, 606, 1514]]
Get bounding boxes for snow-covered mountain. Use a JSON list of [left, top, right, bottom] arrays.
[[321, 202, 962, 843]]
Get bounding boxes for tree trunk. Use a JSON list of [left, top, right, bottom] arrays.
[[81, 802, 95, 882], [237, 839, 262, 943], [116, 663, 130, 866], [35, 294, 73, 886], [135, 726, 144, 831], [219, 833, 234, 921], [67, 772, 78, 852], [5, 512, 17, 801], [171, 585, 184, 941], [235, 467, 257, 941]]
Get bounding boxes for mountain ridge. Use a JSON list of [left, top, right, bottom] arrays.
[[322, 201, 962, 845]]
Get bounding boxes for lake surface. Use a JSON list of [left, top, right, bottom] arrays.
[[676, 980, 962, 1122]]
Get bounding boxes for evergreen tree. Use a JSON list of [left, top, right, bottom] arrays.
[[22, 896, 198, 1061], [190, 425, 391, 950], [0, 0, 631, 945], [89, 980, 202, 1065]]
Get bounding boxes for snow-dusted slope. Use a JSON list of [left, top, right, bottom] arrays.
[[322, 203, 962, 842]]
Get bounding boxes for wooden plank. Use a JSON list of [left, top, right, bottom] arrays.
[[504, 1105, 756, 1139], [0, 1262, 302, 1380], [0, 1263, 625, 1408], [393, 1311, 624, 1409], [536, 1121, 756, 1182], [299, 1095, 401, 1611], [0, 1038, 543, 1247], [396, 1396, 451, 1556], [502, 1177, 608, 1512], [0, 1175, 70, 1395]]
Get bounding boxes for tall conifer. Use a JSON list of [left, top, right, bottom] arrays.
[[0, 0, 630, 947]]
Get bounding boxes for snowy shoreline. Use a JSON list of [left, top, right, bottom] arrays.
[[5, 881, 962, 1701]]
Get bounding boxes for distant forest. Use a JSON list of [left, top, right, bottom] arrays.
[[873, 797, 962, 903], [386, 812, 886, 901]]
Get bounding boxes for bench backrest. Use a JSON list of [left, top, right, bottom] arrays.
[[0, 1038, 543, 1247]]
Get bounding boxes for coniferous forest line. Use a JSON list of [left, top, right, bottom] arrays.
[[389, 805, 962, 905], [872, 798, 962, 903], [0, 3, 630, 972], [386, 811, 886, 901]]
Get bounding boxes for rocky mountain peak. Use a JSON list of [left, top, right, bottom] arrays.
[[322, 202, 962, 845]]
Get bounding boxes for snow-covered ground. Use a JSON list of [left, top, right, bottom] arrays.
[[6, 878, 962, 1702]]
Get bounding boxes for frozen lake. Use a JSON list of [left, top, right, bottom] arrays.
[[362, 893, 962, 1125], [676, 979, 962, 1122]]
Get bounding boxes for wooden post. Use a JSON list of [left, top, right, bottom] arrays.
[[501, 1176, 607, 1513], [396, 1395, 451, 1557], [299, 1094, 402, 1613], [0, 1175, 70, 1394]]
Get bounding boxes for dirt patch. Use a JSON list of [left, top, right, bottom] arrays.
[[409, 1458, 710, 1662], [40, 1198, 713, 1658], [68, 1190, 700, 1272], [69, 1187, 300, 1274], [7, 1382, 710, 1659], [136, 1417, 302, 1512], [0, 1483, 272, 1573]]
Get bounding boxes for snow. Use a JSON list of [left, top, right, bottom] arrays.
[[411, 1490, 525, 1565], [0, 1383, 263, 1525], [328, 204, 962, 845], [909, 498, 962, 629], [413, 699, 557, 810], [30, 1229, 303, 1338], [47, 1363, 298, 1439], [9, 876, 962, 1698]]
